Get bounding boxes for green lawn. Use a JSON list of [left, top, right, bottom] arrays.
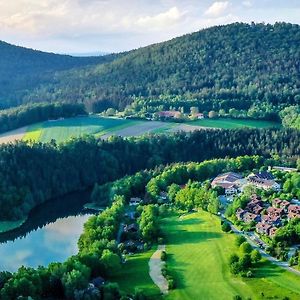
[[161, 211, 300, 300], [189, 118, 281, 129], [110, 249, 161, 298], [23, 116, 140, 143]]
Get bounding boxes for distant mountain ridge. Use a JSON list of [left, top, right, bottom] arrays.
[[0, 22, 299, 112]]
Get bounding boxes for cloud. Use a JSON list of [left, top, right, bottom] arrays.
[[136, 7, 186, 29], [205, 1, 229, 17], [242, 1, 253, 7]]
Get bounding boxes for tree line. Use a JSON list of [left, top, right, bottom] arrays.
[[0, 128, 299, 221], [0, 102, 87, 134]]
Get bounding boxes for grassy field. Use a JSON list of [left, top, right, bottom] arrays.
[[110, 248, 161, 298], [24, 116, 140, 143], [189, 118, 281, 129], [161, 211, 300, 300]]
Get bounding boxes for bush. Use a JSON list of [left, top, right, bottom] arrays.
[[167, 277, 175, 290], [235, 235, 247, 247], [240, 242, 252, 254], [161, 250, 167, 261], [222, 222, 231, 232]]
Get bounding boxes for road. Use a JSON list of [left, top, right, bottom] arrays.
[[222, 215, 300, 276]]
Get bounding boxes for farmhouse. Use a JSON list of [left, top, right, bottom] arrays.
[[157, 111, 181, 119]]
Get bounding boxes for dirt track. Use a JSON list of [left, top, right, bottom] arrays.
[[0, 127, 27, 144]]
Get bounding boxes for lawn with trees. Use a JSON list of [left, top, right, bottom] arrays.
[[161, 211, 300, 300]]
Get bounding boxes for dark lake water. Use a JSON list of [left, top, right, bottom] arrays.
[[0, 190, 94, 272]]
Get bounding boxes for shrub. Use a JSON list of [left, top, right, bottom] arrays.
[[222, 222, 231, 232], [235, 235, 247, 247], [161, 250, 167, 261]]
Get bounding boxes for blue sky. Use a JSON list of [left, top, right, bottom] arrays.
[[0, 0, 299, 54]]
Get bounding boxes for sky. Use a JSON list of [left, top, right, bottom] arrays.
[[0, 0, 299, 54]]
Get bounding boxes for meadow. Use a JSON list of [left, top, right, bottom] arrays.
[[161, 211, 300, 300], [189, 118, 281, 129], [23, 116, 141, 143]]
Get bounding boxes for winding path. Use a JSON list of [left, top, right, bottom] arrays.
[[149, 245, 169, 294]]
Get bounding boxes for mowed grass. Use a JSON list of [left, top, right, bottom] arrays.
[[110, 249, 161, 298], [161, 211, 300, 300], [23, 116, 140, 143], [189, 118, 281, 129]]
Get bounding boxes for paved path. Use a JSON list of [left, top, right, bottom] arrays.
[[222, 216, 300, 276], [149, 245, 168, 294]]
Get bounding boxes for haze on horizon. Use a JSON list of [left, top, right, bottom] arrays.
[[0, 0, 299, 54]]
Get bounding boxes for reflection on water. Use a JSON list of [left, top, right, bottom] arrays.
[[0, 215, 90, 272], [0, 189, 95, 272]]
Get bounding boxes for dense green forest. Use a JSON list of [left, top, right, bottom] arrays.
[[0, 103, 87, 133], [0, 23, 299, 114], [22, 23, 300, 113], [0, 128, 299, 221], [0, 156, 270, 299], [0, 41, 118, 109]]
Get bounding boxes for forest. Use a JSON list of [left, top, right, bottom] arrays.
[[0, 23, 299, 114], [0, 128, 299, 221], [0, 40, 118, 109], [0, 102, 87, 134]]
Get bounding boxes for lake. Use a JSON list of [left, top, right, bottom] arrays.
[[0, 190, 94, 272]]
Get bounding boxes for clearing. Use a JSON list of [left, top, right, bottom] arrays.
[[161, 211, 300, 300], [189, 118, 281, 129]]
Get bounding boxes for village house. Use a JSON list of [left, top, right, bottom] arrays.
[[124, 223, 139, 233], [129, 197, 142, 206], [272, 198, 290, 211], [256, 222, 272, 235], [247, 175, 280, 191], [236, 208, 246, 221], [157, 110, 181, 119], [193, 113, 204, 119], [287, 205, 300, 220], [243, 212, 261, 224], [261, 214, 282, 227]]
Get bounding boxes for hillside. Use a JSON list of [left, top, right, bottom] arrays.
[[0, 41, 118, 109], [1, 22, 300, 113]]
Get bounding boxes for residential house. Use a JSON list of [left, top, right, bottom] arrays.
[[129, 197, 142, 206], [157, 111, 181, 119], [243, 212, 261, 224], [272, 166, 298, 173], [256, 222, 272, 235], [261, 214, 281, 226], [288, 205, 300, 220], [193, 113, 204, 119], [247, 176, 280, 191], [236, 208, 246, 221]]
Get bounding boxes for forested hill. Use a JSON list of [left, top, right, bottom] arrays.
[[0, 41, 118, 109], [23, 22, 300, 112]]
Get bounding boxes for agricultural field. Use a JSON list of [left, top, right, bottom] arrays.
[[0, 116, 282, 144], [189, 118, 281, 129], [23, 116, 142, 143], [161, 211, 300, 300]]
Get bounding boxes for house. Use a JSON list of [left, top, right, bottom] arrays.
[[269, 227, 277, 237], [266, 207, 284, 217], [256, 222, 272, 235], [247, 176, 280, 191], [253, 171, 274, 180], [129, 197, 142, 206], [236, 208, 246, 220], [157, 111, 181, 119], [287, 205, 300, 220], [243, 212, 261, 223], [252, 204, 264, 215], [261, 214, 281, 226], [124, 223, 139, 233], [212, 172, 243, 196], [193, 113, 204, 119], [272, 166, 298, 173], [272, 199, 290, 211]]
